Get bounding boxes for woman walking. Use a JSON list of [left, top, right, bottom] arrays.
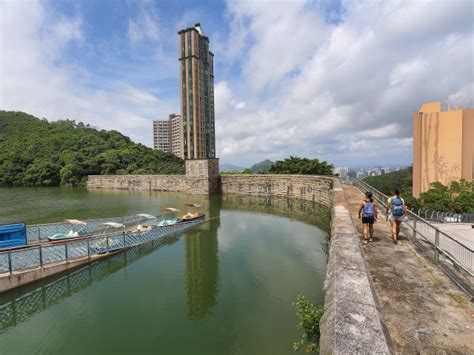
[[358, 192, 378, 244], [386, 188, 406, 244]]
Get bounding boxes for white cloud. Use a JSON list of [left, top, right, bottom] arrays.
[[0, 0, 170, 147], [128, 2, 160, 45], [216, 0, 473, 166]]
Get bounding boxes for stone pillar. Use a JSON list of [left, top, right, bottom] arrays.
[[185, 158, 220, 194]]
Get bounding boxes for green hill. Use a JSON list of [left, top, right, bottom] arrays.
[[250, 159, 274, 173], [363, 167, 413, 196], [0, 111, 184, 187]]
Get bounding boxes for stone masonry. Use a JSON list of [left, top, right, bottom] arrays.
[[220, 174, 333, 207], [87, 159, 220, 195]]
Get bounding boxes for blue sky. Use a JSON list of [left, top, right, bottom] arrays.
[[1, 0, 473, 168]]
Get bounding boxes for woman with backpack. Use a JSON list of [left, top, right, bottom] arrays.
[[358, 192, 378, 245], [386, 188, 406, 244]]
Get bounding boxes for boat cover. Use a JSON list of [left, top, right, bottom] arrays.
[[136, 214, 156, 219], [0, 223, 27, 249]]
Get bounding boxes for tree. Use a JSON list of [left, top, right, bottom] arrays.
[[269, 156, 333, 175], [0, 110, 185, 187]]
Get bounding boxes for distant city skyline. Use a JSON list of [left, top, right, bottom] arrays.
[[1, 0, 472, 167]]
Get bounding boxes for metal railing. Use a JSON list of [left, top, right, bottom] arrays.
[[353, 179, 473, 297], [0, 236, 170, 333], [409, 209, 474, 223], [25, 214, 145, 243], [0, 219, 204, 275]]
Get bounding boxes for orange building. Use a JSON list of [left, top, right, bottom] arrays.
[[413, 102, 474, 197]]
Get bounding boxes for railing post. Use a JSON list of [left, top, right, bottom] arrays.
[[87, 238, 91, 259], [39, 245, 43, 267], [65, 243, 69, 262], [106, 237, 109, 253], [123, 232, 126, 247], [434, 229, 440, 264], [412, 218, 417, 240], [8, 250, 12, 274]]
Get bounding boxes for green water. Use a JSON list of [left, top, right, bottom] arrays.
[[0, 188, 330, 354]]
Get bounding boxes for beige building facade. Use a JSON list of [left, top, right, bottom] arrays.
[[178, 23, 215, 160], [413, 102, 474, 197], [153, 114, 181, 157]]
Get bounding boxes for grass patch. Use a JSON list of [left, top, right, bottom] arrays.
[[426, 268, 433, 273], [431, 275, 445, 288], [447, 292, 468, 307], [416, 256, 428, 268]]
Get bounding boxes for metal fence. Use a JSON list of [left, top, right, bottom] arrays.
[[0, 219, 204, 275], [408, 209, 474, 223], [25, 214, 146, 243], [0, 236, 171, 333], [353, 179, 473, 297]]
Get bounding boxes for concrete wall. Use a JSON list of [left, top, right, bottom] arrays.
[[412, 102, 473, 197], [319, 180, 393, 354], [220, 175, 333, 207], [87, 173, 333, 204], [87, 174, 219, 195]]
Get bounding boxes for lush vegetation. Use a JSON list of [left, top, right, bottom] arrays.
[[292, 294, 324, 353], [363, 168, 473, 213], [417, 180, 473, 213], [269, 156, 333, 175], [364, 167, 413, 197], [0, 111, 185, 187]]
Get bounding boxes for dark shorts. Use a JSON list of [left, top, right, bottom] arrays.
[[362, 216, 375, 225]]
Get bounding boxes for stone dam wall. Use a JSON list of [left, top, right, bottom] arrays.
[[87, 174, 333, 207], [87, 175, 219, 195], [220, 175, 333, 207]]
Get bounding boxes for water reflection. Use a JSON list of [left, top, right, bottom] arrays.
[[184, 196, 221, 320], [0, 235, 179, 334]]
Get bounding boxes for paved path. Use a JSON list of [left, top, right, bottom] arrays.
[[432, 223, 474, 249], [343, 185, 474, 354]]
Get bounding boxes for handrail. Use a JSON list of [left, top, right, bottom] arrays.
[[352, 179, 472, 297], [0, 219, 206, 275], [355, 179, 473, 252]]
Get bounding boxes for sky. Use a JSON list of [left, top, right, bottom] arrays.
[[0, 0, 473, 168]]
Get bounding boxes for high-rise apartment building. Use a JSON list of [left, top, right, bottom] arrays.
[[153, 114, 182, 157], [178, 23, 215, 160], [413, 102, 473, 197]]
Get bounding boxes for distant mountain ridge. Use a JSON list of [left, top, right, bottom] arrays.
[[220, 163, 245, 172], [250, 159, 274, 173]]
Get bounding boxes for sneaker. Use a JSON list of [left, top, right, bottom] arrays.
[[363, 240, 369, 245], [392, 239, 398, 245], [369, 237, 373, 242]]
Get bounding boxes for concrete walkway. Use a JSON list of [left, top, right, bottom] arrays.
[[432, 223, 474, 249], [343, 185, 474, 354]]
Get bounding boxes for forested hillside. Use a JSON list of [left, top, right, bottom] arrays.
[[363, 167, 473, 213], [363, 167, 413, 196], [0, 111, 184, 186]]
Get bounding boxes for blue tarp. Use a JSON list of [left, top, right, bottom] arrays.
[[0, 223, 27, 249]]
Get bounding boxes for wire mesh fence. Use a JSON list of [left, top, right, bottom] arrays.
[[24, 214, 148, 243], [0, 219, 205, 275], [352, 179, 473, 297], [0, 240, 166, 333], [409, 209, 474, 223]]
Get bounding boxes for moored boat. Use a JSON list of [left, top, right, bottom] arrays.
[[48, 219, 90, 243], [180, 203, 206, 221]]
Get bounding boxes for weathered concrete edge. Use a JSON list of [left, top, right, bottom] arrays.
[[0, 249, 125, 293], [319, 180, 394, 354]]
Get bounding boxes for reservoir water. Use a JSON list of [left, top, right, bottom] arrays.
[[0, 188, 330, 354]]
